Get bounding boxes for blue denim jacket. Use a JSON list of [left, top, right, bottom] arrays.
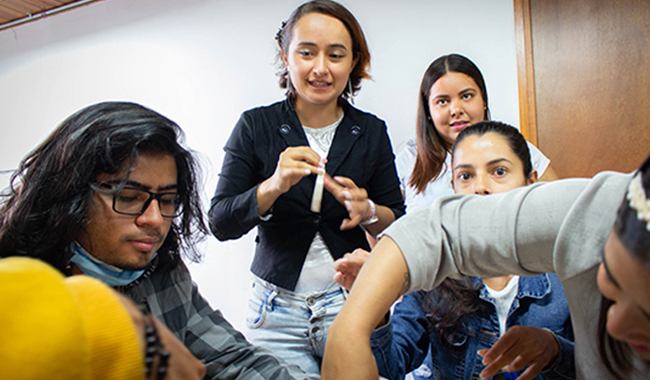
[[370, 274, 574, 380]]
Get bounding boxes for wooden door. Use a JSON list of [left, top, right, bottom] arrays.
[[515, 0, 650, 178]]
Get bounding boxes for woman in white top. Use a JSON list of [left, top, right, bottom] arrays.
[[397, 54, 558, 213], [209, 0, 404, 375]]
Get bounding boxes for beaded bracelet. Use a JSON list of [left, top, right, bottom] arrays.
[[140, 306, 170, 380]]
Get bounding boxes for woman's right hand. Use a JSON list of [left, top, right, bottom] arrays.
[[333, 249, 371, 290], [477, 325, 561, 380], [257, 146, 323, 215]]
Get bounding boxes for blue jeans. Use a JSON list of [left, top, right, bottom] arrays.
[[245, 278, 347, 376]]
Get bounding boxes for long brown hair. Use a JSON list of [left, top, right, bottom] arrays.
[[410, 54, 489, 193]]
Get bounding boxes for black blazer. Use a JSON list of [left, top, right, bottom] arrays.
[[209, 99, 405, 290]]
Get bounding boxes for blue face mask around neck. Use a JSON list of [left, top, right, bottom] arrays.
[[69, 242, 153, 287]]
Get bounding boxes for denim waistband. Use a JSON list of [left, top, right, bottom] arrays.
[[252, 275, 347, 301]]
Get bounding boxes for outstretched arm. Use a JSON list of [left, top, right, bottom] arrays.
[[322, 236, 409, 380]]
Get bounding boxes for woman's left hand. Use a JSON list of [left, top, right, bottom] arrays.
[[324, 175, 371, 230], [333, 249, 371, 290], [477, 326, 561, 380]]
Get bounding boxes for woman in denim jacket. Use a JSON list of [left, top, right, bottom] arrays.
[[334, 122, 574, 380], [372, 274, 573, 380]]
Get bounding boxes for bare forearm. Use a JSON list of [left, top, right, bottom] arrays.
[[322, 237, 409, 379], [322, 324, 378, 380], [363, 204, 396, 237]]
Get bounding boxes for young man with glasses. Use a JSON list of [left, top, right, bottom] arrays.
[[0, 102, 314, 380]]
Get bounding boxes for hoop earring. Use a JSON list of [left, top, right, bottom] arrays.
[[286, 74, 294, 98], [347, 79, 355, 104]]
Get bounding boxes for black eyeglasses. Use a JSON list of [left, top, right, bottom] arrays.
[[92, 182, 181, 218]]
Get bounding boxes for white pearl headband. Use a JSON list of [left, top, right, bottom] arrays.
[[627, 172, 650, 231]]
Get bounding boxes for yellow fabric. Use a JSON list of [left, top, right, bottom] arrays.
[[0, 257, 142, 380], [66, 276, 143, 380]]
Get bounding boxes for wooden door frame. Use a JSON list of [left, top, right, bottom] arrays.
[[513, 0, 538, 145]]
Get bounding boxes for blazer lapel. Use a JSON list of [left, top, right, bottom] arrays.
[[326, 112, 362, 175], [276, 103, 308, 147], [276, 101, 313, 201]]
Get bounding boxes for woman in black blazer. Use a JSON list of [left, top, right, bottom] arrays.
[[209, 0, 404, 375]]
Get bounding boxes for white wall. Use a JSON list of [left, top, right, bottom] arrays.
[[0, 0, 519, 331]]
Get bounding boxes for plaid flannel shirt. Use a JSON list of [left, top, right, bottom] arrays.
[[121, 259, 316, 380]]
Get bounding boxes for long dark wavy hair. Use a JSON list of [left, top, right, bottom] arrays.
[[597, 153, 650, 378], [275, 0, 371, 103], [0, 101, 208, 273], [411, 54, 490, 194], [424, 121, 533, 341]]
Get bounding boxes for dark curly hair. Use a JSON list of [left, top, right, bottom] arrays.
[[0, 101, 208, 273]]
